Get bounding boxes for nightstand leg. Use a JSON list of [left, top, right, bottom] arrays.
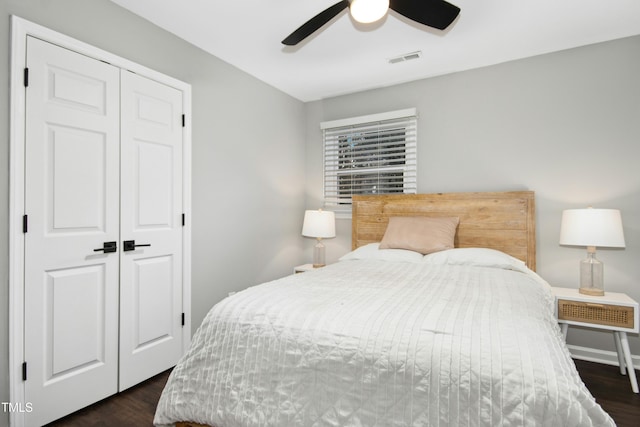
[[613, 332, 626, 375], [619, 332, 639, 393]]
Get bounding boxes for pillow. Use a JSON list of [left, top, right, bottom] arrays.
[[379, 216, 459, 255], [422, 247, 528, 272], [339, 243, 424, 263]]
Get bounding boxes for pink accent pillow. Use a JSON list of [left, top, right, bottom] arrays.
[[379, 216, 459, 255]]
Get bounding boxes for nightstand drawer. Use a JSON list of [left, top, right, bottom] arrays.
[[558, 299, 635, 329]]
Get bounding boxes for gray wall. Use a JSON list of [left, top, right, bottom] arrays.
[[0, 1, 306, 425], [305, 35, 640, 358]]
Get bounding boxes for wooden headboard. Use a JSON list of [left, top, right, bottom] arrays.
[[351, 191, 536, 271]]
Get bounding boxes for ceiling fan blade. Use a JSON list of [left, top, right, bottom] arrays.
[[282, 0, 350, 45], [389, 0, 460, 30]]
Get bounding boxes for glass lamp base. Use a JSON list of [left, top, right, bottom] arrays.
[[579, 248, 604, 296], [579, 287, 605, 296], [312, 239, 326, 268]]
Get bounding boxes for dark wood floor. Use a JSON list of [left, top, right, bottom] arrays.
[[575, 360, 640, 427], [44, 370, 171, 427], [46, 360, 639, 427]]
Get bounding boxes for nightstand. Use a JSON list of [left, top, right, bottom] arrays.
[[293, 263, 316, 274], [551, 286, 639, 393]]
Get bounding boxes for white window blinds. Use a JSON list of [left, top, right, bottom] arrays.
[[321, 109, 417, 207]]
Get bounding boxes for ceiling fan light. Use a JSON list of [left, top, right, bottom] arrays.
[[350, 0, 389, 24]]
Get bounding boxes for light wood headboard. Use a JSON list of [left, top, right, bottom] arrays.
[[351, 191, 536, 271]]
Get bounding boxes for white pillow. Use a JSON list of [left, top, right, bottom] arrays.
[[422, 248, 528, 272], [339, 243, 424, 263]]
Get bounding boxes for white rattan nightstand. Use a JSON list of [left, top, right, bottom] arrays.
[[551, 286, 639, 393]]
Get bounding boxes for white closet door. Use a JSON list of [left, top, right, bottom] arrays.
[[119, 70, 184, 390], [23, 36, 120, 426]]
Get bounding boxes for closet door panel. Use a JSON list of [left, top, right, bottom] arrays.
[[47, 265, 107, 375], [138, 140, 174, 226], [119, 70, 184, 391], [133, 256, 174, 344], [23, 36, 120, 427], [49, 126, 107, 230]]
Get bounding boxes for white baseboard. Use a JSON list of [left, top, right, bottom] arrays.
[[567, 344, 639, 369]]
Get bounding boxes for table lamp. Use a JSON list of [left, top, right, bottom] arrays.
[[302, 209, 336, 267], [559, 207, 625, 296]]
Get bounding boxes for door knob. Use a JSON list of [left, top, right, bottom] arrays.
[[93, 241, 117, 253], [123, 240, 151, 252]]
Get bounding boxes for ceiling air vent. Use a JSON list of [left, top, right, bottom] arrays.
[[388, 51, 422, 64]]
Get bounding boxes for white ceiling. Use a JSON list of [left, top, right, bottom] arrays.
[[109, 0, 640, 102]]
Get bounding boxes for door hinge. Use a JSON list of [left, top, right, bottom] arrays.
[[23, 215, 28, 233], [182, 213, 185, 227], [181, 312, 185, 327], [182, 114, 185, 127], [23, 68, 29, 87], [22, 362, 27, 381]]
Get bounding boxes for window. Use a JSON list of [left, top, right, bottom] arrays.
[[321, 108, 417, 210]]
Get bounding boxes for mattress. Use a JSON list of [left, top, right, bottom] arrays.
[[154, 254, 614, 427]]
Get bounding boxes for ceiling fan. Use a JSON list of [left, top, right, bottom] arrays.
[[282, 0, 461, 46]]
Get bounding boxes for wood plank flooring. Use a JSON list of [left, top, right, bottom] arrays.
[[45, 360, 639, 427], [44, 370, 171, 427], [576, 360, 640, 427]]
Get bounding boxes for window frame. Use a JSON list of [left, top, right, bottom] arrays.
[[320, 108, 418, 217]]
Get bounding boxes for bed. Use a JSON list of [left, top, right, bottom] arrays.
[[154, 191, 614, 427]]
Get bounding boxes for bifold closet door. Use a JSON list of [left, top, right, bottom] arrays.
[[23, 36, 121, 427], [119, 70, 184, 391], [23, 37, 185, 424]]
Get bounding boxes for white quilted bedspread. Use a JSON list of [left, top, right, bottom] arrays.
[[154, 260, 614, 427]]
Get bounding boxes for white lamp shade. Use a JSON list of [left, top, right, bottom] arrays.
[[559, 208, 625, 248], [302, 210, 336, 238]]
